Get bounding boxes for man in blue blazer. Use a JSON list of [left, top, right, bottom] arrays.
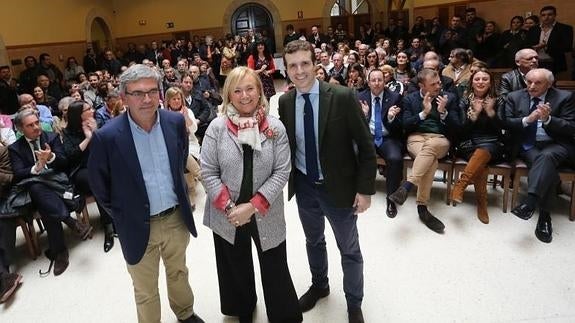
[[357, 68, 404, 218], [88, 64, 203, 323]]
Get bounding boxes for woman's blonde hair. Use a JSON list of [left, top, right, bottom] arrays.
[[165, 87, 185, 110], [221, 66, 269, 115]]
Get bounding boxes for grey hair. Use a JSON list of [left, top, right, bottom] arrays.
[[118, 64, 161, 94], [58, 96, 75, 112], [14, 108, 39, 130], [526, 68, 554, 84]]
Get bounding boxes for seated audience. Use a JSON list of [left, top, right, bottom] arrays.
[[389, 69, 461, 233], [451, 69, 503, 223], [504, 68, 575, 243], [358, 69, 403, 217], [8, 109, 93, 276], [164, 87, 201, 208], [0, 138, 22, 304], [95, 89, 121, 129], [442, 48, 472, 97], [62, 101, 115, 252], [381, 65, 405, 96]]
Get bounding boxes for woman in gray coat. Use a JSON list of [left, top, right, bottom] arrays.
[[201, 66, 302, 323]]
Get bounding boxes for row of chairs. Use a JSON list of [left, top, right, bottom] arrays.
[[377, 155, 575, 220], [16, 196, 95, 260]]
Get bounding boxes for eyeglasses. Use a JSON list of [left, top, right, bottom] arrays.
[[125, 88, 160, 99]]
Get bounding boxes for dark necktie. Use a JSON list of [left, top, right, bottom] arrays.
[[373, 96, 383, 147], [31, 139, 40, 151], [523, 97, 541, 151], [302, 93, 319, 182]]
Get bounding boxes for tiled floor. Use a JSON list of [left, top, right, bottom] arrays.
[[2, 85, 575, 322]]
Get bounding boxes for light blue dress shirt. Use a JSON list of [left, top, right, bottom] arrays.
[[295, 79, 324, 180], [127, 111, 178, 216]]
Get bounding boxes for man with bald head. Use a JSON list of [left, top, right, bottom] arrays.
[[328, 53, 347, 82], [498, 48, 539, 104], [504, 68, 575, 243]]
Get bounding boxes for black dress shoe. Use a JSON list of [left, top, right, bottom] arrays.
[[511, 203, 535, 220], [389, 186, 408, 205], [179, 313, 205, 323], [348, 307, 365, 323], [386, 200, 397, 218], [298, 285, 330, 312], [103, 224, 115, 253], [418, 209, 445, 233], [535, 212, 553, 243], [53, 250, 69, 276]]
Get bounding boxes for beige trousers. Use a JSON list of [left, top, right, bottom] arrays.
[[407, 133, 450, 205], [126, 209, 195, 323], [185, 157, 201, 206]]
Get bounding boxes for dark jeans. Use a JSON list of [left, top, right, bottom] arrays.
[[294, 171, 364, 309], [375, 138, 404, 197], [213, 219, 302, 322]]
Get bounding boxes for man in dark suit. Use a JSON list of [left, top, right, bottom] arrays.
[[279, 40, 376, 323], [497, 48, 539, 135], [358, 69, 403, 218], [504, 68, 575, 243], [307, 25, 329, 48], [498, 48, 539, 103], [88, 64, 204, 323], [9, 109, 92, 276], [527, 6, 573, 74], [0, 143, 22, 304], [389, 69, 461, 233]]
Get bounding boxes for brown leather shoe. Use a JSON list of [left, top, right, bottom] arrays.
[[53, 250, 69, 276], [0, 272, 22, 303], [64, 217, 93, 240]]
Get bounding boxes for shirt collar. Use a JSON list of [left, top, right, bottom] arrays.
[[127, 109, 160, 132], [296, 79, 320, 97], [531, 91, 548, 102], [372, 91, 384, 102]]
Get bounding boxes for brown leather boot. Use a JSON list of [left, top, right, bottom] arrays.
[[474, 167, 489, 224], [451, 148, 492, 204]]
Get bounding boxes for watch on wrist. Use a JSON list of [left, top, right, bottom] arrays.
[[224, 200, 235, 214]]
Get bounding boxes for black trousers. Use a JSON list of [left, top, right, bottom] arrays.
[[28, 183, 68, 253], [0, 219, 16, 273], [375, 138, 404, 198], [520, 142, 570, 211], [72, 168, 112, 226], [213, 218, 302, 323]]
